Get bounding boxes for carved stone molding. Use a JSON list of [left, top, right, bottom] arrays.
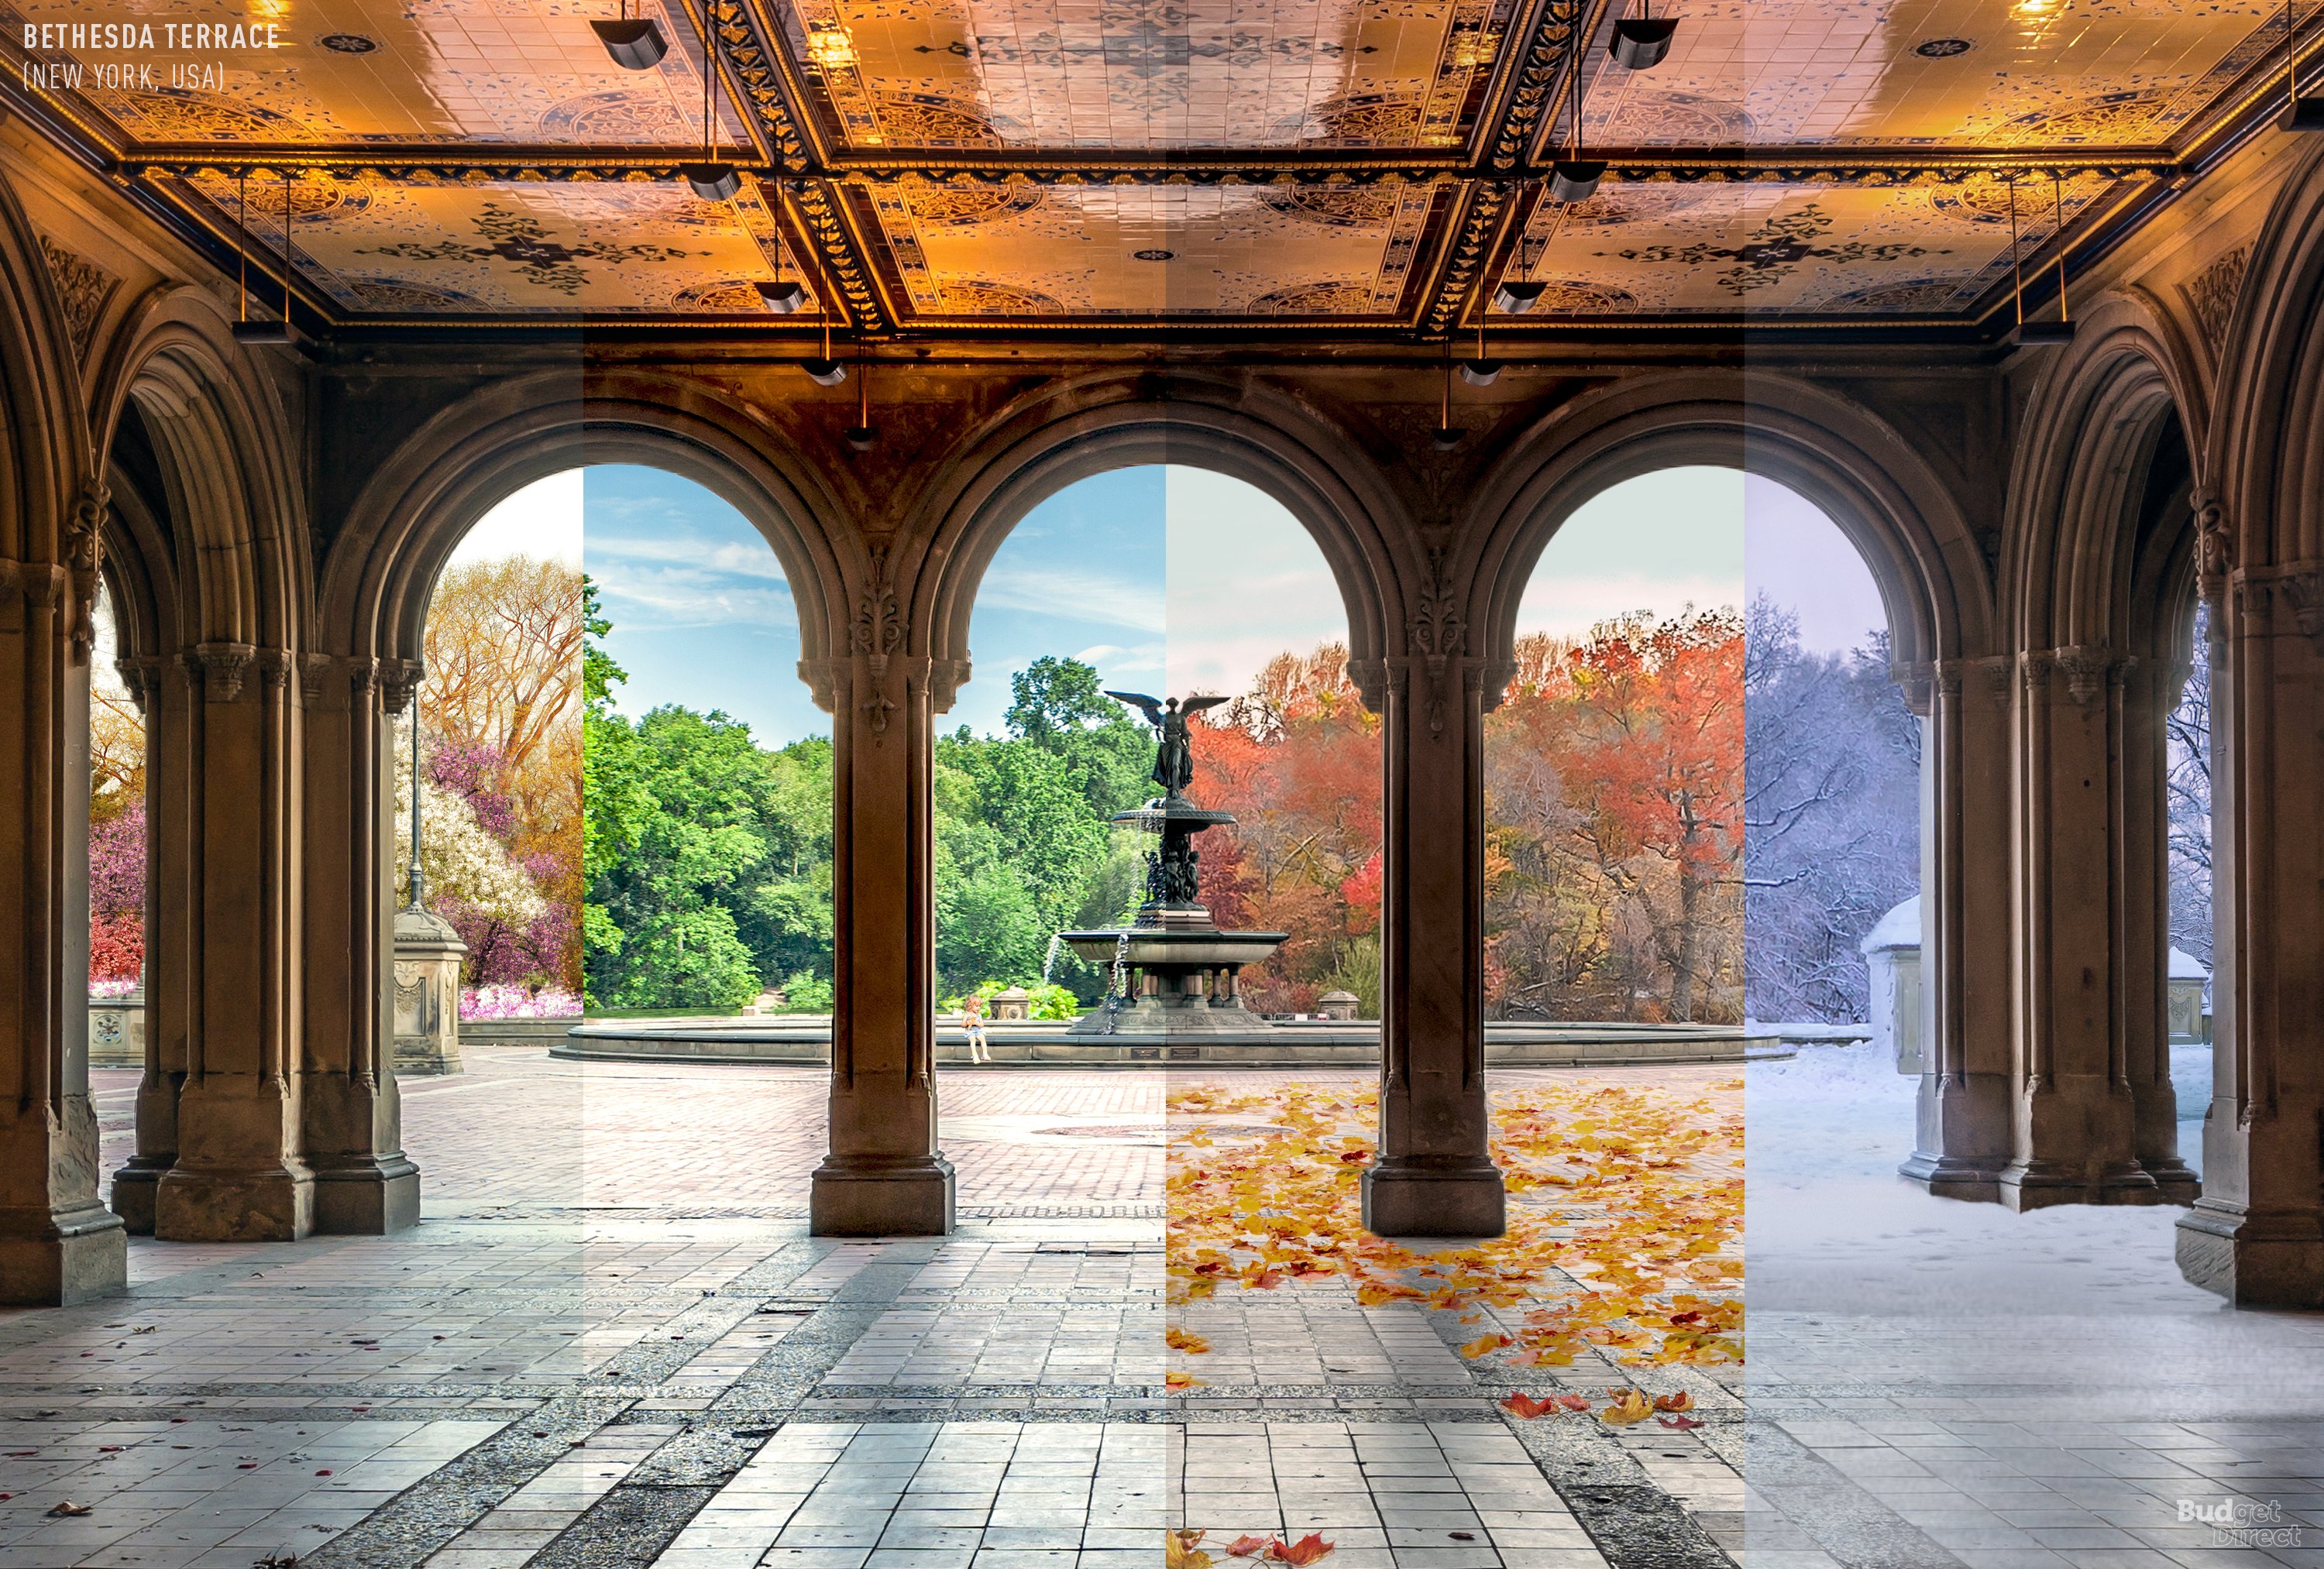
[[850, 543, 905, 735], [1891, 659, 1934, 716], [1346, 657, 1387, 714], [115, 654, 162, 712], [298, 653, 333, 702], [2054, 645, 2115, 706], [66, 481, 106, 664], [1977, 655, 2015, 708], [2281, 569, 2324, 651], [799, 657, 844, 716], [377, 658, 424, 714], [253, 647, 294, 688], [2192, 490, 2232, 613], [35, 235, 119, 359], [2184, 245, 2250, 350], [188, 641, 256, 702], [929, 657, 972, 716], [2020, 650, 2056, 705], [1407, 544, 1466, 738]]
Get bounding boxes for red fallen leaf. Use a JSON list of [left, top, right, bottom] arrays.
[[1268, 1533, 1335, 1566], [6, 1451, 33, 1457], [1250, 1270, 1284, 1289], [98, 1446, 122, 1453], [1556, 1393, 1592, 1411], [1500, 1392, 1556, 1419], [316, 1468, 333, 1476], [0, 1493, 11, 1501], [46, 1501, 89, 1517], [1652, 1390, 1693, 1412], [237, 1463, 258, 1470], [1224, 1536, 1272, 1557], [1657, 1414, 1703, 1430], [1669, 1310, 1704, 1325], [1338, 1150, 1367, 1162]]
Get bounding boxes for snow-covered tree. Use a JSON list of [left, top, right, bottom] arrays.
[[2165, 603, 2212, 968], [1743, 596, 1920, 1023]]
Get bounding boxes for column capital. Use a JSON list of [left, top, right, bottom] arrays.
[[186, 641, 256, 702]]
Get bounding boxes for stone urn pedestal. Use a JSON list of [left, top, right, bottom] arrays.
[[393, 906, 468, 1076]]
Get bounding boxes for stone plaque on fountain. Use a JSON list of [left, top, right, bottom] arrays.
[[1057, 693, 1289, 1038]]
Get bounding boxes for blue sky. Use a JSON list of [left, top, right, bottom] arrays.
[[449, 458, 1886, 748]]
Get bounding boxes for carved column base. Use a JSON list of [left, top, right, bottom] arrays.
[[311, 1157, 421, 1235], [1361, 1157, 1506, 1239], [0, 1202, 126, 1306], [1995, 1159, 2161, 1211], [108, 1158, 171, 1234], [155, 1165, 315, 1242], [810, 1155, 955, 1237], [2177, 1200, 2324, 1307], [2140, 1157, 2202, 1206], [1896, 1152, 2004, 1203]]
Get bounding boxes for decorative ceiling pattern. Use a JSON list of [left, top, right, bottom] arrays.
[[1, 0, 739, 144], [5, 0, 2316, 328], [778, 0, 1520, 149], [859, 177, 1439, 314], [178, 172, 815, 313], [1494, 169, 2110, 315], [1572, 0, 2311, 149]]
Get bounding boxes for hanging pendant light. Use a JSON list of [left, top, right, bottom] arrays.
[[1459, 310, 1501, 386], [1548, 47, 1604, 203], [232, 168, 293, 345], [801, 272, 847, 383], [844, 348, 877, 450], [1494, 183, 1555, 313], [2005, 174, 2072, 346], [2016, 175, 2077, 344], [1609, 0, 1678, 69], [679, 5, 740, 200], [2280, 0, 2324, 129], [1432, 338, 1466, 450], [593, 0, 669, 69]]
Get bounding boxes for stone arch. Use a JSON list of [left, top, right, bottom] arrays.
[[909, 373, 1401, 711], [88, 289, 308, 653], [1468, 373, 1987, 683], [2210, 139, 2324, 574], [2002, 292, 2206, 661], [0, 170, 91, 571], [325, 369, 847, 679]]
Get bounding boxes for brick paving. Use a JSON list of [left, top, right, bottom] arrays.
[[23, 1051, 2320, 1568]]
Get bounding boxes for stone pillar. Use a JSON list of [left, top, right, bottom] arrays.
[[1858, 896, 1921, 1075], [0, 555, 127, 1303], [2123, 657, 2199, 1200], [1991, 649, 2152, 1208], [1899, 661, 2015, 1200], [1363, 635, 1505, 1240], [110, 657, 186, 1234], [300, 661, 420, 1232], [806, 628, 954, 1236], [2178, 568, 2324, 1306], [154, 643, 315, 1242]]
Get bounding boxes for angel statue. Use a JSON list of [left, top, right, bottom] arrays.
[[1105, 692, 1227, 798]]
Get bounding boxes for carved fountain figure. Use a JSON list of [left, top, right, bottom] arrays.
[[1057, 692, 1290, 1036]]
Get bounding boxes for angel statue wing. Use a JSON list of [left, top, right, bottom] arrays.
[[1103, 691, 1166, 726], [1181, 695, 1229, 717]]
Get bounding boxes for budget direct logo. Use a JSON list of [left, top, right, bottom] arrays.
[[2178, 1498, 2302, 1549], [19, 17, 288, 92]]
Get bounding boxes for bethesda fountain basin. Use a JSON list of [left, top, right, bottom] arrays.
[[1057, 783, 1287, 1036]]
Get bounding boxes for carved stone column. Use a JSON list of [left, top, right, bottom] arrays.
[[1899, 659, 2015, 1199], [1992, 647, 2151, 1208], [806, 553, 954, 1235], [2124, 655, 2199, 1200], [108, 656, 184, 1234], [2178, 565, 2324, 1305], [154, 641, 315, 1241], [0, 554, 127, 1303], [1360, 561, 1506, 1239], [297, 658, 420, 1233]]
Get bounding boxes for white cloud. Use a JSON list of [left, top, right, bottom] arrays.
[[588, 534, 791, 582], [975, 566, 1166, 633], [595, 569, 799, 632]]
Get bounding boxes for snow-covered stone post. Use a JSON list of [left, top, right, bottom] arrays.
[[1861, 895, 1922, 1076]]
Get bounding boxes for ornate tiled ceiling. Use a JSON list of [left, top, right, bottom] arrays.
[[3, 0, 2317, 332]]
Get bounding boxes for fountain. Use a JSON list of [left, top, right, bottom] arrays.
[[1057, 692, 1288, 1036]]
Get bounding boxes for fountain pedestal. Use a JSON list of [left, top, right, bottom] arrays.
[[1058, 792, 1286, 1037]]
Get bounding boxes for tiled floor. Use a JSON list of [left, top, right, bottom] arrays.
[[1, 1052, 2312, 1567]]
